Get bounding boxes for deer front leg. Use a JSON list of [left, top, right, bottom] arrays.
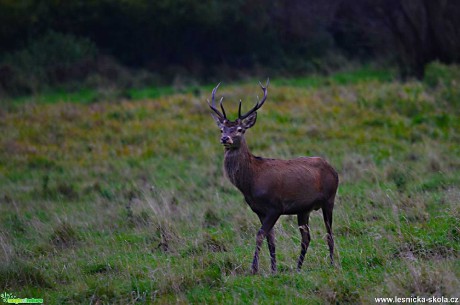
[[252, 213, 279, 275]]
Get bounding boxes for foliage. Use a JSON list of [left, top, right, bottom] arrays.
[[330, 0, 460, 79], [0, 67, 459, 303], [0, 0, 337, 80], [0, 31, 97, 96], [2, 0, 458, 96]]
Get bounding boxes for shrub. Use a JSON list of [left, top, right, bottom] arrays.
[[0, 31, 97, 96], [424, 62, 460, 87]]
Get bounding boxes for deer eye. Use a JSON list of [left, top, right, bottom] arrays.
[[237, 127, 243, 133], [220, 129, 224, 133]]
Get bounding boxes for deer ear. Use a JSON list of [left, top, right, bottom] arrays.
[[241, 111, 257, 129], [211, 113, 225, 128]]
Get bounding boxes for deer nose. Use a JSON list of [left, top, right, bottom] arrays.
[[221, 136, 232, 144]]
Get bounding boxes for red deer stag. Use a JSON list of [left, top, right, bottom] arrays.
[[208, 80, 339, 274]]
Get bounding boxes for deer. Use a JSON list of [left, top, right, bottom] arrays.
[[207, 80, 339, 274]]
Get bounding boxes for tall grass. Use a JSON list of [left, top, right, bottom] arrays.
[[0, 65, 459, 304]]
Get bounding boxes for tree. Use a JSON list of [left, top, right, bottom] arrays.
[[332, 0, 460, 79]]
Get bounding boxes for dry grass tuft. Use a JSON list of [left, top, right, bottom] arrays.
[[0, 234, 14, 264], [154, 223, 179, 253], [49, 222, 80, 248], [383, 262, 459, 298], [340, 154, 377, 184], [0, 258, 51, 289]]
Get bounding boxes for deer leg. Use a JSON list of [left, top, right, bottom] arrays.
[[297, 212, 311, 271], [257, 215, 277, 273], [322, 203, 334, 266], [252, 213, 279, 275], [266, 228, 277, 273]]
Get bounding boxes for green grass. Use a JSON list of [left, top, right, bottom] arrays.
[[0, 64, 459, 304], [1, 88, 100, 106], [1, 66, 394, 107], [273, 65, 395, 88]]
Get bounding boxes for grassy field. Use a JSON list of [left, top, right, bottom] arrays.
[[0, 64, 459, 304]]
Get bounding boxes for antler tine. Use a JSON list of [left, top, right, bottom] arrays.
[[219, 97, 226, 119], [207, 100, 225, 119], [208, 82, 227, 119], [256, 78, 269, 108], [211, 82, 221, 104], [239, 78, 269, 120]]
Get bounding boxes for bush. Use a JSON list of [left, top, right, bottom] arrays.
[[424, 62, 460, 87], [0, 31, 97, 96]]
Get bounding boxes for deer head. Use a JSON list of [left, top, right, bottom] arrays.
[[208, 80, 269, 149]]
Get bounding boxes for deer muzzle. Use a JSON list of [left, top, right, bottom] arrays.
[[221, 136, 233, 146]]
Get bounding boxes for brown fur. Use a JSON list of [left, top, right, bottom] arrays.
[[209, 82, 339, 274]]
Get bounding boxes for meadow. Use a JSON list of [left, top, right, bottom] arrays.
[[0, 64, 459, 304]]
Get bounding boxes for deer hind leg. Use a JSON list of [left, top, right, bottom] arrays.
[[266, 228, 276, 273], [297, 212, 311, 271], [322, 202, 334, 266], [252, 213, 279, 275]]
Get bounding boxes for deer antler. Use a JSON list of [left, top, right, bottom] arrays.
[[238, 78, 269, 120], [208, 83, 227, 120]]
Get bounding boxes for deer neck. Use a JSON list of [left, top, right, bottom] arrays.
[[224, 137, 255, 194]]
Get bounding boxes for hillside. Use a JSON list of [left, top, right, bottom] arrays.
[[0, 65, 459, 304]]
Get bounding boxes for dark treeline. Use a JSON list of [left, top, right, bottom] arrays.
[[1, 0, 459, 96]]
